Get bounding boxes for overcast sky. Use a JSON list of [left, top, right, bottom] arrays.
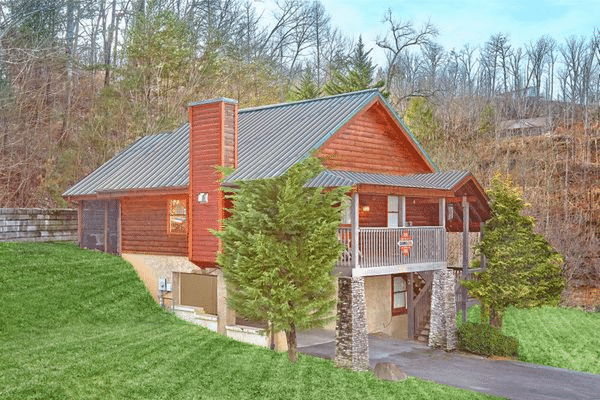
[[256, 0, 599, 68]]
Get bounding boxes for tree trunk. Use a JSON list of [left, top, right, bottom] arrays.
[[489, 307, 502, 328], [285, 322, 297, 363]]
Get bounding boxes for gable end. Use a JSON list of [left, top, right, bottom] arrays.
[[317, 98, 436, 175]]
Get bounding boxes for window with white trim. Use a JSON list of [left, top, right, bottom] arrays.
[[388, 195, 399, 227], [168, 199, 187, 234]]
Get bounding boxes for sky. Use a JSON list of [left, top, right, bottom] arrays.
[[255, 0, 599, 68]]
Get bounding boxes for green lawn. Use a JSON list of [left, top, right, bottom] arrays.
[[0, 242, 492, 399], [464, 304, 600, 374]]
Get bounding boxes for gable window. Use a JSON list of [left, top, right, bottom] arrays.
[[168, 199, 187, 234], [392, 274, 408, 315]]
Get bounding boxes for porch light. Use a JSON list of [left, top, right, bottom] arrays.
[[362, 206, 370, 212], [447, 204, 454, 219]]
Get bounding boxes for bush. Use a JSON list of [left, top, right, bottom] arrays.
[[457, 322, 519, 357]]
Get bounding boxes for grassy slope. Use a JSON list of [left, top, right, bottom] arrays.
[[0, 242, 492, 400], [464, 305, 600, 374]]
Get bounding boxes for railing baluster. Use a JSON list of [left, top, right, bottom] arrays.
[[336, 226, 446, 270]]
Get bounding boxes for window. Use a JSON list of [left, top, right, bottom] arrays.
[[392, 274, 407, 315], [168, 199, 187, 234], [387, 195, 399, 227]]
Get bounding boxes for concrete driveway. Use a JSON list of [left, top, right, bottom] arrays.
[[297, 329, 600, 400]]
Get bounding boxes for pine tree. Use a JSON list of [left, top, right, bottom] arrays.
[[215, 157, 349, 363], [290, 66, 320, 100], [403, 96, 439, 145], [323, 36, 382, 95], [463, 174, 565, 328]]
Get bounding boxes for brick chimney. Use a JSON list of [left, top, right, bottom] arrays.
[[188, 98, 238, 265]]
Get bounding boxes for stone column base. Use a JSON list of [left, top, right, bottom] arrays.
[[335, 276, 369, 371], [428, 268, 457, 351]]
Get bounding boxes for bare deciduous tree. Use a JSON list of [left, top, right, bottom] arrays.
[[376, 9, 437, 95]]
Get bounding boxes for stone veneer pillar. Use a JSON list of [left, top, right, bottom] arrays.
[[335, 276, 369, 371], [428, 268, 457, 351]]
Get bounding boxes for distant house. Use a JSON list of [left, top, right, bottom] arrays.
[[63, 89, 489, 359], [499, 116, 550, 137]]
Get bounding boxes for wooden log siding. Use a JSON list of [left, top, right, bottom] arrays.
[[0, 208, 77, 242], [406, 199, 439, 227], [358, 195, 440, 228], [318, 102, 433, 175], [359, 194, 387, 227], [121, 195, 187, 256]]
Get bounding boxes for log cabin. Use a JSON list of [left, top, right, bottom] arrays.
[[63, 89, 490, 361]]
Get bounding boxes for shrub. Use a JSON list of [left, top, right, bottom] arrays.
[[457, 322, 519, 357]]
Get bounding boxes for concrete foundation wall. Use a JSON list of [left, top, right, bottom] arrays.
[[122, 253, 289, 351], [364, 275, 408, 339], [122, 253, 198, 304]]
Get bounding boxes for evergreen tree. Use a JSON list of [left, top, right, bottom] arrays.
[[403, 96, 439, 145], [323, 36, 382, 95], [124, 5, 194, 99], [463, 174, 565, 328], [215, 157, 349, 363], [290, 66, 320, 100]]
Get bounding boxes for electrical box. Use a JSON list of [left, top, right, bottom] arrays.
[[159, 278, 167, 291]]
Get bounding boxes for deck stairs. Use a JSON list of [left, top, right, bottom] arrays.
[[415, 312, 430, 343]]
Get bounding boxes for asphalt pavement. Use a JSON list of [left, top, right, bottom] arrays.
[[297, 329, 600, 400]]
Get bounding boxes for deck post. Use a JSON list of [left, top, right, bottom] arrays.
[[439, 198, 446, 228], [400, 196, 406, 226], [461, 196, 470, 323], [439, 198, 446, 260], [407, 272, 414, 338], [351, 192, 359, 270]]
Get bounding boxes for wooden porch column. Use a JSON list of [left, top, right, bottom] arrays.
[[439, 198, 446, 228], [351, 192, 359, 270], [461, 195, 470, 323], [400, 196, 406, 227], [439, 198, 447, 260]]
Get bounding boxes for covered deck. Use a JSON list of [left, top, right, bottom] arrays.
[[308, 170, 490, 278], [310, 169, 490, 341]]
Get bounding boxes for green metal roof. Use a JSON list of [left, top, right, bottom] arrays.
[[306, 170, 470, 190], [63, 90, 438, 198]]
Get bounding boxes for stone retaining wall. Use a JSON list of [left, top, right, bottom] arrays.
[[0, 208, 77, 242]]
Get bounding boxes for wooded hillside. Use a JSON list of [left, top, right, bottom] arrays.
[[0, 0, 598, 290]]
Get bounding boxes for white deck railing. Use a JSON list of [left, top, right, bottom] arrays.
[[337, 226, 446, 270]]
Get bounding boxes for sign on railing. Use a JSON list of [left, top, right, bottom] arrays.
[[337, 226, 446, 269]]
